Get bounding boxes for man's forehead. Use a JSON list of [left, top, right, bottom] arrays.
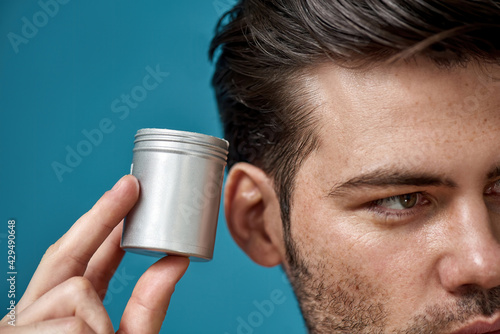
[[301, 60, 500, 183], [312, 60, 500, 115], [308, 60, 500, 139]]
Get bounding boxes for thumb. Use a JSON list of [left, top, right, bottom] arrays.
[[117, 256, 189, 334]]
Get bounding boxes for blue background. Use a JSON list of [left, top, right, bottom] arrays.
[[0, 1, 306, 333]]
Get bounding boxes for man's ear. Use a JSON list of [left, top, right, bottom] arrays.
[[224, 162, 284, 267]]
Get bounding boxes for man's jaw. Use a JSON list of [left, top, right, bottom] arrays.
[[450, 313, 500, 334]]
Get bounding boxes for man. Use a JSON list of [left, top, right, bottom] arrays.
[[2, 0, 500, 333]]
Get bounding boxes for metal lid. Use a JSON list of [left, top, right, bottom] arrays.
[[133, 128, 229, 162]]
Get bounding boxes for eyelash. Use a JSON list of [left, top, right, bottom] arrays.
[[367, 179, 500, 221], [367, 192, 430, 220]]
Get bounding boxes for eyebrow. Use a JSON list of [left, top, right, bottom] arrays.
[[327, 169, 458, 198]]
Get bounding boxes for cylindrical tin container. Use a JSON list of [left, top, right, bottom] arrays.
[[121, 128, 229, 261]]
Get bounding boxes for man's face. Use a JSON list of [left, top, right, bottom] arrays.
[[287, 60, 500, 333]]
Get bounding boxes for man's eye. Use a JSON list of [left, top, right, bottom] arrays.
[[373, 193, 420, 210]]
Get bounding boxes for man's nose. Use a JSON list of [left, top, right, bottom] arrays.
[[437, 195, 500, 292]]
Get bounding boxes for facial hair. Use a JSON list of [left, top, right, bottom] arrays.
[[400, 287, 500, 334], [284, 238, 500, 333]]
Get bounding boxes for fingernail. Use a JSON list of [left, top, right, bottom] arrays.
[[111, 176, 125, 192]]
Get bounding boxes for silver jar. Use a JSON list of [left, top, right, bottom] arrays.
[[121, 128, 229, 261]]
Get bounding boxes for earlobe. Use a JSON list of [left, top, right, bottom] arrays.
[[224, 163, 284, 267]]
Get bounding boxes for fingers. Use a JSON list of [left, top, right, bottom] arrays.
[[117, 256, 190, 334], [1, 317, 96, 334], [16, 277, 114, 334], [84, 221, 126, 300], [3, 175, 189, 334], [56, 174, 139, 271], [17, 175, 139, 313]]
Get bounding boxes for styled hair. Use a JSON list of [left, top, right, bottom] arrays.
[[209, 0, 500, 263]]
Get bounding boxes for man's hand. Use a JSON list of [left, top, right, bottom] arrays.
[[0, 175, 190, 333]]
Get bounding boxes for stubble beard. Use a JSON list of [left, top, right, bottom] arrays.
[[284, 236, 500, 333]]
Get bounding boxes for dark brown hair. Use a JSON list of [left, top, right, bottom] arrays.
[[209, 0, 500, 264]]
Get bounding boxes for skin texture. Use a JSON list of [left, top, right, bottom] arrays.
[[225, 59, 500, 333]]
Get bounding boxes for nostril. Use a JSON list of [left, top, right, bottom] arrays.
[[454, 283, 483, 296]]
